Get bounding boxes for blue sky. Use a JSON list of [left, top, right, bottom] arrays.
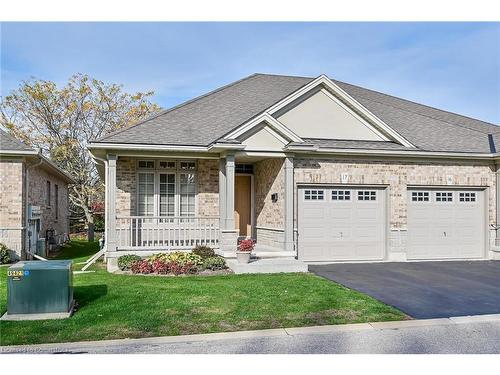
[[1, 22, 499, 123]]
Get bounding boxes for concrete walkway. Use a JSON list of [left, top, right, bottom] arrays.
[[2, 314, 499, 354]]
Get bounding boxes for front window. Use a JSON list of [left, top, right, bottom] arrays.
[[159, 173, 176, 216], [137, 160, 197, 217], [138, 172, 155, 216], [180, 173, 196, 216]]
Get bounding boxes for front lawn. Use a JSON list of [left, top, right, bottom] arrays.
[[0, 241, 407, 346]]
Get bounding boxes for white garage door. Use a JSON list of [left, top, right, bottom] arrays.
[[407, 189, 485, 260], [297, 186, 386, 261]]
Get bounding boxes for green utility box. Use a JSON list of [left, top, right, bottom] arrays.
[[3, 260, 74, 320]]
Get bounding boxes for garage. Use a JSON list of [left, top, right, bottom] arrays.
[[407, 188, 486, 260], [297, 186, 386, 261]]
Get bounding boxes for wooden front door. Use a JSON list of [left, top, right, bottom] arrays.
[[235, 175, 252, 237]]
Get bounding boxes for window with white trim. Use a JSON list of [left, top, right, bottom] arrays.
[[358, 190, 377, 201], [138, 160, 155, 169], [331, 190, 350, 201], [158, 161, 176, 170], [304, 189, 324, 200], [137, 160, 197, 217], [459, 192, 476, 202], [138, 172, 155, 216], [411, 191, 429, 202], [180, 172, 196, 216], [159, 173, 176, 216], [436, 191, 453, 202]]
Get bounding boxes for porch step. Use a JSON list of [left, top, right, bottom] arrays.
[[226, 258, 308, 274]]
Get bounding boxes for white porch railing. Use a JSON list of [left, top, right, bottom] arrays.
[[116, 216, 219, 250]]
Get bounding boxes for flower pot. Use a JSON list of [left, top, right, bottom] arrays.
[[236, 251, 251, 264]]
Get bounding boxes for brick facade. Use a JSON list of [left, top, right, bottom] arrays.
[[111, 155, 497, 257], [0, 158, 70, 259], [254, 158, 286, 248], [0, 159, 24, 257], [28, 163, 70, 239]]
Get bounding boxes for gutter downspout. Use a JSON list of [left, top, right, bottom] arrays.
[[89, 150, 108, 253], [24, 152, 44, 260]]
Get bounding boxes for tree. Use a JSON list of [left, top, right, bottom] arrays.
[[1, 74, 161, 241]]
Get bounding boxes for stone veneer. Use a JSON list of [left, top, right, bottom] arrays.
[[294, 157, 496, 259], [0, 158, 70, 259]]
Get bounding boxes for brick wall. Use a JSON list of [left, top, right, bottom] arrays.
[[0, 159, 24, 258], [28, 162, 70, 238], [197, 159, 219, 216], [0, 158, 70, 259], [254, 158, 286, 248]]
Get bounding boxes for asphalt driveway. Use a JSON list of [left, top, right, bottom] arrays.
[[309, 261, 500, 319]]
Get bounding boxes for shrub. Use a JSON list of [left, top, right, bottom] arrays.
[[202, 256, 227, 271], [192, 245, 215, 259], [238, 239, 255, 252], [166, 261, 183, 276], [0, 243, 11, 264], [181, 262, 198, 275], [149, 251, 203, 267], [151, 259, 169, 274], [130, 259, 152, 274], [118, 255, 142, 271]]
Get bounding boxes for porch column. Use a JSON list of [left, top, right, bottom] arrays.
[[107, 154, 117, 255], [284, 156, 295, 253], [219, 158, 227, 231], [219, 153, 238, 255], [225, 154, 236, 230]]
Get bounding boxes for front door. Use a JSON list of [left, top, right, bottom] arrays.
[[235, 175, 252, 237]]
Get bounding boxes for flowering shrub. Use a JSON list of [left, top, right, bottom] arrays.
[[238, 239, 255, 252], [149, 252, 203, 267], [151, 259, 169, 274], [202, 256, 227, 271], [131, 259, 152, 274]]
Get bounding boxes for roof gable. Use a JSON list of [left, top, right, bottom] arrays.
[[276, 88, 387, 142]]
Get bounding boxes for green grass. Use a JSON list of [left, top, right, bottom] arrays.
[[0, 241, 407, 346]]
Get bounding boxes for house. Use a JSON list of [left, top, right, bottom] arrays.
[[0, 128, 74, 260], [87, 73, 500, 271]]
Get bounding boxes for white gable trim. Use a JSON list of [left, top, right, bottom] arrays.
[[226, 75, 416, 149], [228, 113, 303, 143]]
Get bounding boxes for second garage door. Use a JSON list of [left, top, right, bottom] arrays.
[[298, 186, 386, 261], [407, 189, 486, 260]]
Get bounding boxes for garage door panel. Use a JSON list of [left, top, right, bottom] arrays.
[[407, 189, 485, 260], [298, 186, 386, 261]]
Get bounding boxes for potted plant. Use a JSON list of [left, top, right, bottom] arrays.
[[236, 239, 254, 263]]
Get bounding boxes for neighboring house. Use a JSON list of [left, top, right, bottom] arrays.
[[88, 73, 500, 271], [0, 128, 74, 260]]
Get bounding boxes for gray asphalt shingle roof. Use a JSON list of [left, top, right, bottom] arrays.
[[96, 73, 499, 153], [0, 128, 34, 152]]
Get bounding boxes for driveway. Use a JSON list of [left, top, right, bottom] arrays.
[[309, 261, 500, 319]]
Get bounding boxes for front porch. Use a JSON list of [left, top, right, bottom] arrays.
[[101, 153, 296, 269]]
